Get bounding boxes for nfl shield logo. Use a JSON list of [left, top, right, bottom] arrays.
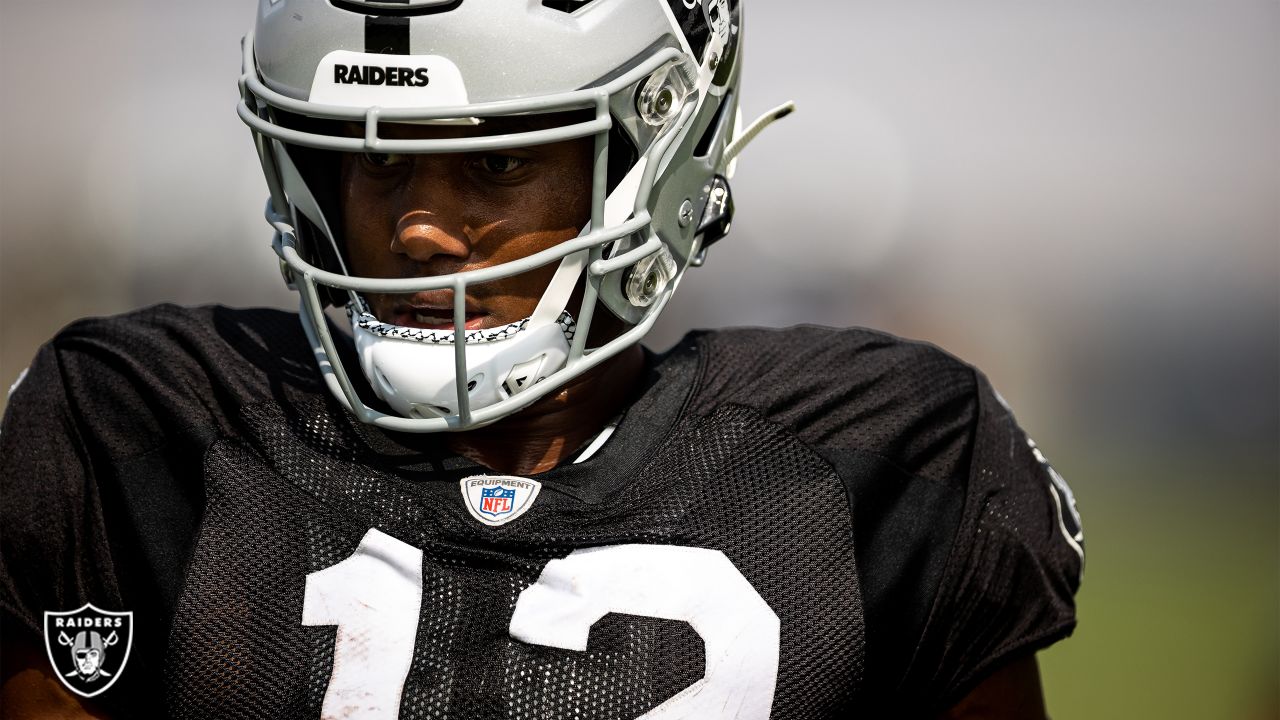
[[460, 475, 542, 527], [43, 603, 133, 698], [480, 486, 516, 516]]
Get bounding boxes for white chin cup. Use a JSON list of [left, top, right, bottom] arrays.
[[349, 249, 587, 421], [352, 317, 573, 419]]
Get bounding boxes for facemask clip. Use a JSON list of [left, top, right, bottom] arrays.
[[637, 58, 698, 127], [624, 246, 678, 307]]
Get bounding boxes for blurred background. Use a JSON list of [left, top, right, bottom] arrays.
[[1, 0, 1276, 716]]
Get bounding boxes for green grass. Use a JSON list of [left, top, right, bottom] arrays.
[[1038, 450, 1278, 719]]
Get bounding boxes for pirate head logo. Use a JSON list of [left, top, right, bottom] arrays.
[[66, 630, 115, 680], [43, 604, 133, 698], [702, 0, 732, 42]]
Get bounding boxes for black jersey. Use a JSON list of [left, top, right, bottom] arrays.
[[0, 305, 1082, 719]]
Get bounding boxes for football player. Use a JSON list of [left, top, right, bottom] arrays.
[[0, 0, 1083, 717]]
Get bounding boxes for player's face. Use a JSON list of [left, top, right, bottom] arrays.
[[339, 114, 594, 332]]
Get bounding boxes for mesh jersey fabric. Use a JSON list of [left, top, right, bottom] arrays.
[[0, 304, 1082, 718]]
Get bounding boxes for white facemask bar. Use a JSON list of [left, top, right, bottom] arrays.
[[243, 33, 700, 432]]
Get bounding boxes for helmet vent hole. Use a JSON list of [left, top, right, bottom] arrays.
[[541, 0, 598, 13], [374, 369, 396, 397], [408, 404, 452, 419], [694, 89, 735, 159], [329, 0, 464, 18]]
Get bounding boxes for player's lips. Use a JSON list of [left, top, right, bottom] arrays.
[[390, 307, 488, 331], [391, 310, 486, 331], [389, 292, 487, 331]]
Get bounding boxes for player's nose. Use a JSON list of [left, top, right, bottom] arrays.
[[390, 210, 472, 265]]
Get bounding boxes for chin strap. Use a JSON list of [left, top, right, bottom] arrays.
[[724, 101, 796, 166], [531, 249, 589, 326]]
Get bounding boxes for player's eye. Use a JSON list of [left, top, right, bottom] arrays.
[[477, 154, 526, 175], [362, 152, 409, 169]]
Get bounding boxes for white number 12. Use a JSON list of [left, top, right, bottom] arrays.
[[303, 529, 780, 720]]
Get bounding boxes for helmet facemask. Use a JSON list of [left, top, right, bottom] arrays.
[[238, 0, 781, 433]]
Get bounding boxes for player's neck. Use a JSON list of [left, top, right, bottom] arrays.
[[444, 343, 645, 475]]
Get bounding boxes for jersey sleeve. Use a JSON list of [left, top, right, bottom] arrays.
[[0, 342, 124, 641], [1, 306, 305, 715], [2, 304, 319, 649], [903, 372, 1084, 709]]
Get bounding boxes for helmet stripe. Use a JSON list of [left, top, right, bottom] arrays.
[[365, 15, 411, 55]]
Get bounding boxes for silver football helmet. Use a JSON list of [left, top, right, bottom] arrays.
[[238, 0, 792, 432]]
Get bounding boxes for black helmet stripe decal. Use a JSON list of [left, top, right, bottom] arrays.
[[366, 15, 410, 55]]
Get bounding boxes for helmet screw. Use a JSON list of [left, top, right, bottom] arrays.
[[655, 87, 674, 115], [678, 198, 695, 227], [709, 52, 720, 71]]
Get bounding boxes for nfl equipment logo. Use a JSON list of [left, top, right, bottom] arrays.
[[460, 475, 542, 527], [43, 604, 133, 698]]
